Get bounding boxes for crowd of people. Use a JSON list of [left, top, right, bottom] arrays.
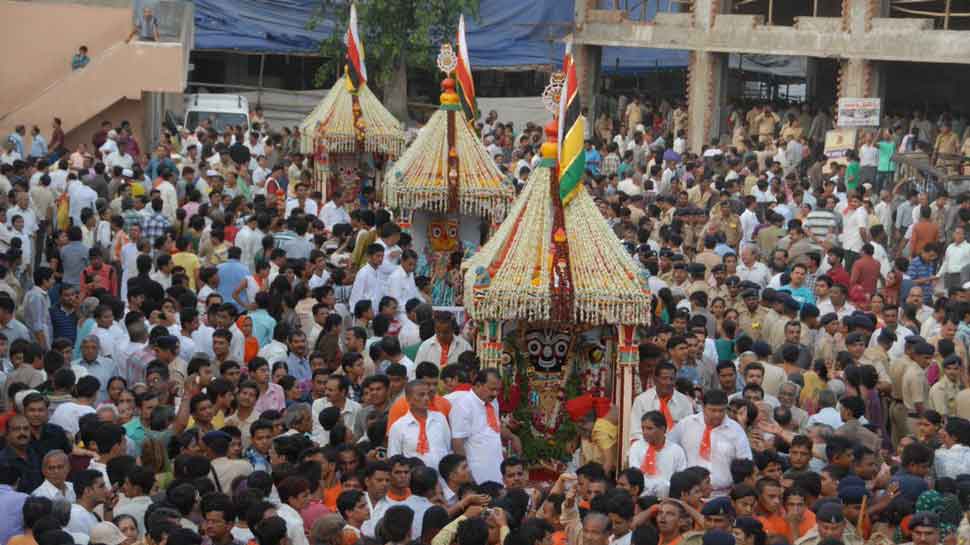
[[0, 91, 967, 545]]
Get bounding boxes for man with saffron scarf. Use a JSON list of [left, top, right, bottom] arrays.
[[669, 389, 752, 496], [627, 410, 687, 497], [628, 363, 693, 443], [387, 380, 451, 470]]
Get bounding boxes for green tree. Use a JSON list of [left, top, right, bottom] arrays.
[[313, 0, 480, 122]]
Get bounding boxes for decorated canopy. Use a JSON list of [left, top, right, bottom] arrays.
[[462, 120, 652, 327], [384, 45, 514, 219], [302, 77, 405, 158], [300, 4, 404, 158]]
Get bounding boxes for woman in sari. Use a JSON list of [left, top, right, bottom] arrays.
[[73, 296, 101, 358]]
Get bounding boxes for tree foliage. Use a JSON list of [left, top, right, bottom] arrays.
[[312, 0, 481, 92]]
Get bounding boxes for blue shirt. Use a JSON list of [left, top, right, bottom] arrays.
[[585, 149, 602, 176], [249, 309, 277, 347], [8, 133, 23, 157], [50, 304, 78, 345], [286, 353, 311, 382], [907, 256, 936, 303], [71, 356, 118, 403], [217, 259, 250, 311], [30, 134, 47, 157], [0, 484, 26, 544], [780, 284, 815, 307]]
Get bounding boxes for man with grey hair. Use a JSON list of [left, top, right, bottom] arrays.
[[805, 389, 843, 429], [70, 335, 116, 403], [31, 450, 75, 502], [282, 402, 312, 436], [777, 381, 808, 431]]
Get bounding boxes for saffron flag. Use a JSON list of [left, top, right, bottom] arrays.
[[557, 41, 586, 206], [455, 14, 478, 122], [344, 3, 367, 91]]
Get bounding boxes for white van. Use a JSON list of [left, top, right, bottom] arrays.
[[184, 94, 250, 132]]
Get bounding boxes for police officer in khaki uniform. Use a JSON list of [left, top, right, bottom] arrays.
[[794, 502, 864, 545], [902, 341, 935, 436], [928, 354, 962, 417], [889, 335, 923, 444], [686, 263, 710, 297], [705, 203, 743, 249], [813, 313, 844, 364], [736, 289, 767, 341], [861, 329, 895, 391], [708, 265, 731, 302], [766, 296, 800, 351]]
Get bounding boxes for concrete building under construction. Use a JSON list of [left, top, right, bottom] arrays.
[[570, 0, 970, 150]]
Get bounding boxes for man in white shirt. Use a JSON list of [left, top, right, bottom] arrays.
[[252, 155, 272, 194], [311, 374, 362, 446], [841, 194, 869, 263], [320, 190, 352, 230], [32, 450, 76, 502], [415, 311, 472, 369], [285, 181, 319, 217], [629, 363, 694, 443], [627, 411, 688, 497], [386, 250, 422, 314], [387, 380, 451, 470], [67, 469, 114, 538], [276, 477, 310, 545], [449, 369, 504, 484], [67, 174, 98, 227], [349, 244, 385, 313], [736, 245, 771, 287], [668, 389, 752, 495], [376, 224, 403, 285], [154, 170, 179, 223], [739, 196, 759, 248]]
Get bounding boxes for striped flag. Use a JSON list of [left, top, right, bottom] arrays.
[[557, 41, 586, 206], [344, 3, 367, 91], [455, 14, 478, 122]]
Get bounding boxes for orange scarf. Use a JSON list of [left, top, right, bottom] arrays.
[[658, 395, 674, 430], [640, 443, 659, 475], [659, 537, 682, 545], [386, 488, 411, 502], [485, 401, 500, 433], [699, 425, 713, 460], [439, 340, 451, 368], [414, 413, 429, 454], [237, 317, 259, 363]]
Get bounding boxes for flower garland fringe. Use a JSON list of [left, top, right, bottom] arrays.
[[385, 107, 513, 219], [464, 164, 652, 327]]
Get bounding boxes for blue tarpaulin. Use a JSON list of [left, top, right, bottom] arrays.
[[191, 0, 689, 72]]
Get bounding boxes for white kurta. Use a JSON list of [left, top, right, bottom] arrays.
[[349, 264, 383, 312], [448, 390, 503, 484], [628, 388, 695, 442], [387, 410, 452, 470], [626, 440, 688, 497], [415, 335, 473, 369], [668, 413, 753, 494]]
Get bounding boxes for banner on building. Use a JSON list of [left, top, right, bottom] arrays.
[[837, 98, 881, 127]]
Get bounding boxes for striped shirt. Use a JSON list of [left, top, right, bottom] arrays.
[[803, 209, 840, 238]]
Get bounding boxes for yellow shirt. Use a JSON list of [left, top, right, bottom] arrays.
[[172, 251, 201, 290]]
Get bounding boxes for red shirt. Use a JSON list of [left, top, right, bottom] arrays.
[[850, 255, 881, 296]]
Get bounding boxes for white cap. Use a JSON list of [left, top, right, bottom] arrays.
[[121, 168, 134, 177], [206, 169, 220, 177], [89, 522, 126, 545], [14, 389, 39, 411]]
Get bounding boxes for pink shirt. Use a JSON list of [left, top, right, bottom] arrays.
[[253, 382, 286, 414]]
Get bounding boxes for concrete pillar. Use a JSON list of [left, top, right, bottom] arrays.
[[574, 44, 602, 118], [839, 58, 874, 98], [686, 51, 727, 152]]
